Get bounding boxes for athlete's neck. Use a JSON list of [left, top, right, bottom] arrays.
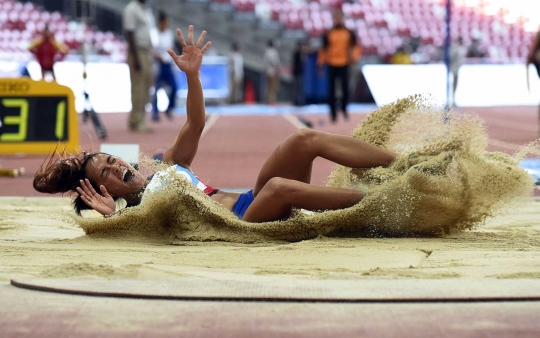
[[124, 181, 149, 206]]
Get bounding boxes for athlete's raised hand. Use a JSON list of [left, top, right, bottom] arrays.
[[76, 179, 116, 216], [168, 25, 211, 75]]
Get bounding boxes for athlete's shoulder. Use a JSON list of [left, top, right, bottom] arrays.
[[173, 164, 194, 174]]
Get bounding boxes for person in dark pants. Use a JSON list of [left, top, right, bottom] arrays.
[[292, 40, 308, 106], [152, 12, 178, 121], [317, 9, 361, 123], [229, 41, 244, 104]]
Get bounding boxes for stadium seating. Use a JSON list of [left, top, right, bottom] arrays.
[[0, 0, 126, 61], [0, 0, 535, 64], [213, 0, 537, 62]]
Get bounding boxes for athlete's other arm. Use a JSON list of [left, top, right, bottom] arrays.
[[162, 26, 211, 169]]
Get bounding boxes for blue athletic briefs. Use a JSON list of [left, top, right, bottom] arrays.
[[232, 189, 255, 219]]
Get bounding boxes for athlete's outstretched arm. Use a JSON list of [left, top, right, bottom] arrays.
[[162, 26, 211, 169]]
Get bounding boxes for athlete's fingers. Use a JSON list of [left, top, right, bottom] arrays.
[[200, 41, 212, 54], [196, 30, 206, 49], [167, 49, 178, 60], [85, 178, 98, 195], [80, 194, 91, 206], [188, 25, 194, 45], [79, 180, 91, 196], [100, 185, 110, 197], [176, 28, 187, 48], [76, 186, 89, 200], [82, 179, 97, 197], [77, 187, 93, 205]]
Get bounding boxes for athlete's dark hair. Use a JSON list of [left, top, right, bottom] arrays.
[[33, 149, 117, 215]]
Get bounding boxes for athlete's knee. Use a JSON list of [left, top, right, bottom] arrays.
[[264, 177, 297, 199], [291, 128, 319, 152]]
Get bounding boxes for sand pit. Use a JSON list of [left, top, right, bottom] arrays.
[[3, 97, 540, 282], [1, 196, 540, 282]]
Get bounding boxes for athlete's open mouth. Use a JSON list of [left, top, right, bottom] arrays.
[[123, 168, 134, 183]]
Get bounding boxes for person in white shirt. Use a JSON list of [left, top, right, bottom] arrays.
[[264, 39, 281, 104], [123, 0, 155, 132], [450, 36, 467, 107], [152, 12, 178, 121], [229, 42, 244, 104]]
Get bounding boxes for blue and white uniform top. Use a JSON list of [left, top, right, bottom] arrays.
[[143, 165, 218, 199]]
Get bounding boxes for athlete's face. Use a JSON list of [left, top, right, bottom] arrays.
[[85, 153, 146, 199]]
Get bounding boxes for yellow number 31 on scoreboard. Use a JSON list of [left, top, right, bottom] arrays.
[[0, 79, 79, 155]]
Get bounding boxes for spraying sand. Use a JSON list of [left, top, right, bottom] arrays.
[[75, 96, 536, 243]]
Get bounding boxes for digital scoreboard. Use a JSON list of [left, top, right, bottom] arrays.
[[0, 79, 79, 154]]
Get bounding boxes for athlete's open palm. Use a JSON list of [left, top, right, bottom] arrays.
[[77, 179, 116, 216], [168, 25, 211, 75]]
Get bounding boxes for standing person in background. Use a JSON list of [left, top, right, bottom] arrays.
[[528, 29, 540, 79], [292, 40, 309, 106], [466, 37, 485, 59], [28, 25, 69, 82], [527, 29, 540, 138], [318, 9, 361, 123], [229, 42, 244, 104], [264, 40, 281, 105], [123, 0, 154, 132], [152, 12, 177, 122], [450, 36, 467, 107]]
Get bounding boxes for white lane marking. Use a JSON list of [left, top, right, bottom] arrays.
[[202, 114, 219, 137], [283, 113, 307, 130]]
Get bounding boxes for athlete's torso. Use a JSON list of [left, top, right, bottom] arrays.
[[143, 165, 240, 210], [210, 190, 241, 211]]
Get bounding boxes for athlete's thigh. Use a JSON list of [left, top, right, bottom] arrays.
[[252, 135, 313, 197], [243, 179, 293, 223], [241, 191, 276, 223]]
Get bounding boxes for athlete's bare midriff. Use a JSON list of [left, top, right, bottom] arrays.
[[210, 191, 241, 211]]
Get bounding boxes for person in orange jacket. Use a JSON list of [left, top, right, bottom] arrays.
[[28, 25, 69, 81], [318, 9, 361, 123]]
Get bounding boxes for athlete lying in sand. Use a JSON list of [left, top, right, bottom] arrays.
[[33, 26, 397, 223]]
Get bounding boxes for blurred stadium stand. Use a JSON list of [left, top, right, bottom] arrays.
[[0, 0, 126, 62], [1, 0, 538, 66], [210, 0, 537, 63]]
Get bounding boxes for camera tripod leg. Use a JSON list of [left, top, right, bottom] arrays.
[[86, 109, 107, 140]]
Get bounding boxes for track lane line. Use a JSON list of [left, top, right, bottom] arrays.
[[201, 114, 219, 137], [283, 113, 306, 130]]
